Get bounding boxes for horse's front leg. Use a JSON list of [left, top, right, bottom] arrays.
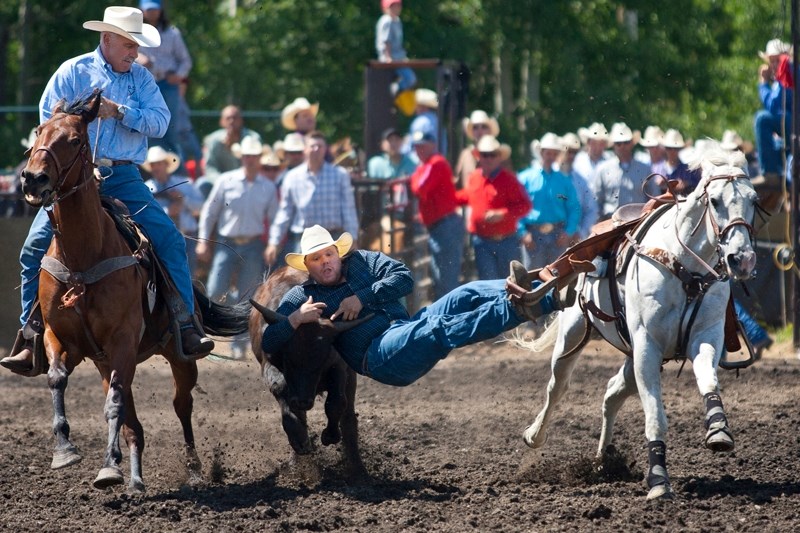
[[93, 369, 126, 489], [692, 340, 734, 452], [48, 347, 82, 469], [523, 306, 586, 449], [633, 338, 673, 501]]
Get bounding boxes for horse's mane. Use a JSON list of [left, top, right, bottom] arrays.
[[688, 143, 747, 178], [57, 91, 101, 117]]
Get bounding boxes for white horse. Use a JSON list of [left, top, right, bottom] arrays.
[[523, 147, 758, 500]]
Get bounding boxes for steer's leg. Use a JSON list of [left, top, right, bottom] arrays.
[[340, 369, 366, 477], [321, 367, 346, 446]]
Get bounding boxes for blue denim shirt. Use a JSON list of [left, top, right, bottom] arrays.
[[39, 47, 170, 164], [261, 250, 413, 372], [517, 164, 581, 236]]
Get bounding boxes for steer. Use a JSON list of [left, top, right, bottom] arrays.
[[248, 268, 368, 474]]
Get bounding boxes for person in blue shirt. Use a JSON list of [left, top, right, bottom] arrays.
[[261, 226, 560, 387], [1, 6, 213, 375], [367, 128, 418, 179], [518, 133, 581, 269], [754, 38, 793, 183]]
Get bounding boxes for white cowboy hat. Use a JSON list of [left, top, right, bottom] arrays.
[[560, 132, 582, 151], [577, 122, 609, 144], [281, 97, 319, 131], [285, 225, 354, 272], [415, 88, 438, 109], [608, 122, 640, 145], [260, 152, 281, 167], [282, 132, 306, 152], [20, 128, 37, 150], [231, 136, 264, 158], [759, 38, 791, 60], [462, 110, 500, 140], [141, 146, 180, 174], [83, 7, 160, 48], [720, 129, 743, 151], [639, 125, 664, 148], [530, 132, 563, 159], [661, 129, 685, 149], [476, 135, 511, 161]]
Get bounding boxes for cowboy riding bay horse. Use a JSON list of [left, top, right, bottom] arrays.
[[521, 148, 758, 500], [18, 91, 250, 492]]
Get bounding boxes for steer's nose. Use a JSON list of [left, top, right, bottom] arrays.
[[289, 395, 315, 411]]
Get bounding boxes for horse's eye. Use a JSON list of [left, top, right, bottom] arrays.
[[70, 138, 81, 146], [710, 197, 719, 208]]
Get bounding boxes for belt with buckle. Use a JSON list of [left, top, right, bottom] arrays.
[[530, 223, 561, 235], [95, 158, 134, 167], [228, 235, 261, 245]]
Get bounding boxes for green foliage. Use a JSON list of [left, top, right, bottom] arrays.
[[0, 0, 792, 169]]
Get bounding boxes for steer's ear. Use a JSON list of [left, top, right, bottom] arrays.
[[249, 299, 288, 325], [333, 313, 375, 333]]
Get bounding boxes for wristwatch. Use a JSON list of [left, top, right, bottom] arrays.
[[115, 105, 127, 121]]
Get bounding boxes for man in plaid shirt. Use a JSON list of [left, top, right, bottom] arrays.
[[260, 226, 560, 387], [265, 131, 359, 266]]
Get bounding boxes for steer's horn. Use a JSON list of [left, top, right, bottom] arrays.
[[333, 313, 375, 333], [249, 299, 288, 325]]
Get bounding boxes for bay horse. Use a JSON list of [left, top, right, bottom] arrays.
[[522, 147, 758, 500], [18, 91, 250, 492]]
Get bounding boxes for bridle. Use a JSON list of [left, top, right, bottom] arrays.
[[28, 120, 93, 208]]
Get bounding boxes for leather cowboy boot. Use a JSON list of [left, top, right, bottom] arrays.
[[506, 261, 562, 321], [179, 323, 215, 360], [0, 330, 35, 372]]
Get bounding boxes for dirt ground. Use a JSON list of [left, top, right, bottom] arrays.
[[1, 334, 799, 533]]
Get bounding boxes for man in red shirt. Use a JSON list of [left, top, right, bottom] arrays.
[[457, 136, 531, 280], [410, 132, 464, 298]]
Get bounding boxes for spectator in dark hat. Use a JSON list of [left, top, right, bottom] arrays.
[[367, 128, 418, 179]]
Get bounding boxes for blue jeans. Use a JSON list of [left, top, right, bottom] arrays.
[[754, 109, 790, 175], [19, 164, 195, 326], [428, 213, 464, 299], [363, 279, 556, 386], [396, 67, 417, 92], [734, 299, 769, 346], [206, 237, 266, 303], [472, 234, 522, 281], [149, 80, 182, 160]]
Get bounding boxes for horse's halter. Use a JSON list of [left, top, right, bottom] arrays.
[[682, 174, 755, 278], [28, 121, 92, 208]]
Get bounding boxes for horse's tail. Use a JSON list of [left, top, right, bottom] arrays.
[[194, 286, 252, 337], [513, 314, 561, 353]]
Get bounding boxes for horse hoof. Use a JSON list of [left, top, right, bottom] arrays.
[[127, 478, 145, 494], [51, 447, 82, 469], [705, 425, 735, 453], [647, 483, 675, 501], [321, 428, 341, 446], [522, 426, 547, 449], [93, 466, 124, 489]]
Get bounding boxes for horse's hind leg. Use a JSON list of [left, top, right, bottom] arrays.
[[597, 357, 638, 457], [693, 342, 734, 452], [169, 358, 203, 484], [120, 390, 146, 493], [523, 307, 587, 448], [48, 357, 82, 469], [93, 370, 126, 489]]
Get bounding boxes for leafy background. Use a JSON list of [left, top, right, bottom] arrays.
[[0, 0, 791, 168]]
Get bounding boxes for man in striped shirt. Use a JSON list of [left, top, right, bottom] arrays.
[[265, 131, 360, 266], [261, 226, 560, 387]]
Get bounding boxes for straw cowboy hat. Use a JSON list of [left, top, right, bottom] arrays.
[[608, 122, 640, 145], [285, 225, 354, 272], [20, 128, 37, 150], [561, 132, 582, 151], [639, 126, 664, 148], [759, 38, 791, 60], [476, 135, 511, 161], [415, 88, 438, 109], [661, 129, 685, 149], [462, 110, 500, 140], [83, 6, 160, 48], [530, 132, 563, 160], [231, 136, 264, 158], [141, 146, 180, 174], [720, 129, 743, 151], [577, 122, 609, 144], [260, 152, 281, 167], [281, 97, 319, 131]]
